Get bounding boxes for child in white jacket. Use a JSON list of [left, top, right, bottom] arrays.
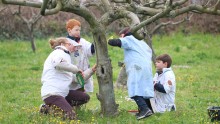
[[151, 54, 176, 113], [66, 19, 95, 92]]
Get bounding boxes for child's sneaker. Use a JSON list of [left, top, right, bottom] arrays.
[[39, 104, 49, 114], [136, 108, 153, 120]]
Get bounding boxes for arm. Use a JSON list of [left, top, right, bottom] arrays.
[[81, 38, 94, 57], [163, 71, 175, 93], [52, 56, 80, 74], [154, 82, 166, 93], [108, 39, 122, 47], [55, 62, 81, 74], [72, 64, 97, 83], [83, 64, 97, 81]]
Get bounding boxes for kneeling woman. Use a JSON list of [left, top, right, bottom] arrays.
[[40, 37, 96, 120]]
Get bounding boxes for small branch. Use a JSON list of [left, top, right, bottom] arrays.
[[133, 4, 172, 34], [129, 3, 161, 16], [151, 14, 193, 34], [84, 2, 101, 8], [164, 0, 172, 9], [44, 0, 62, 15], [2, 0, 41, 8], [40, 0, 49, 15], [32, 14, 42, 24], [204, 0, 212, 7], [213, 0, 220, 11], [168, 3, 220, 18], [173, 0, 187, 7], [126, 11, 140, 26], [143, 0, 160, 7], [101, 0, 111, 12], [110, 0, 131, 3], [0, 7, 7, 12]]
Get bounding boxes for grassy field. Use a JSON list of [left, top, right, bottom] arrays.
[[0, 33, 220, 124]]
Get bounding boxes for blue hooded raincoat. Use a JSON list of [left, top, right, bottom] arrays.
[[120, 35, 154, 98]]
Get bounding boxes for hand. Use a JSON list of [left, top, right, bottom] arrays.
[[92, 64, 97, 72], [78, 70, 84, 78], [168, 80, 172, 85], [107, 35, 114, 42]]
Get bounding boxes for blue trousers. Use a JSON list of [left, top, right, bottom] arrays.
[[131, 96, 152, 111]]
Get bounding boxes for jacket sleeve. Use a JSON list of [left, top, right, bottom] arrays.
[[55, 61, 80, 74], [154, 82, 166, 93], [83, 68, 95, 81], [108, 39, 122, 47], [53, 57, 80, 74], [163, 72, 175, 93], [72, 68, 95, 84]]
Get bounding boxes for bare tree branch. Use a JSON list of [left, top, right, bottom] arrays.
[[204, 0, 213, 7], [150, 14, 193, 35], [0, 6, 7, 12], [128, 3, 161, 16], [2, 0, 41, 8], [169, 4, 220, 18], [101, 0, 111, 11], [132, 0, 173, 36], [214, 0, 220, 11], [84, 1, 101, 8], [173, 0, 188, 7], [110, 0, 131, 3], [143, 0, 160, 7], [43, 0, 62, 15], [40, 0, 49, 15]]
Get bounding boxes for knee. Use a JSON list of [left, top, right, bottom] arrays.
[[85, 94, 90, 103]]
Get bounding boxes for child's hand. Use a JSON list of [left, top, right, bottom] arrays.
[[92, 64, 97, 72], [168, 80, 172, 85]]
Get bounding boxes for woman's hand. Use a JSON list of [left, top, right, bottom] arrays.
[[78, 70, 84, 78]]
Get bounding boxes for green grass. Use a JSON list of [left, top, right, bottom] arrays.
[[0, 33, 220, 123]]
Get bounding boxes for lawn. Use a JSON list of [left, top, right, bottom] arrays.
[[0, 33, 220, 124]]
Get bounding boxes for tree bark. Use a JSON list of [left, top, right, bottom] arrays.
[[93, 29, 118, 116], [115, 65, 127, 89], [30, 25, 36, 52]]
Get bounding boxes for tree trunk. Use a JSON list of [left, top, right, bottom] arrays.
[[145, 35, 156, 64], [30, 25, 36, 52], [116, 65, 127, 89], [93, 30, 118, 116]]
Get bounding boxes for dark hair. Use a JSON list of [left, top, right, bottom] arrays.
[[156, 54, 172, 68], [119, 27, 132, 37]]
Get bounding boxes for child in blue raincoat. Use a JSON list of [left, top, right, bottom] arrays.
[[108, 27, 154, 120]]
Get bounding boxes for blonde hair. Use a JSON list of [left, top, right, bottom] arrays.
[[66, 19, 81, 31], [49, 37, 68, 49]]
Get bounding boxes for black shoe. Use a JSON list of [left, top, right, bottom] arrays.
[[136, 109, 153, 120], [135, 108, 140, 116], [39, 104, 49, 114]]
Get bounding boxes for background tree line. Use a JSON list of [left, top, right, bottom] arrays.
[[1, 4, 220, 40]]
